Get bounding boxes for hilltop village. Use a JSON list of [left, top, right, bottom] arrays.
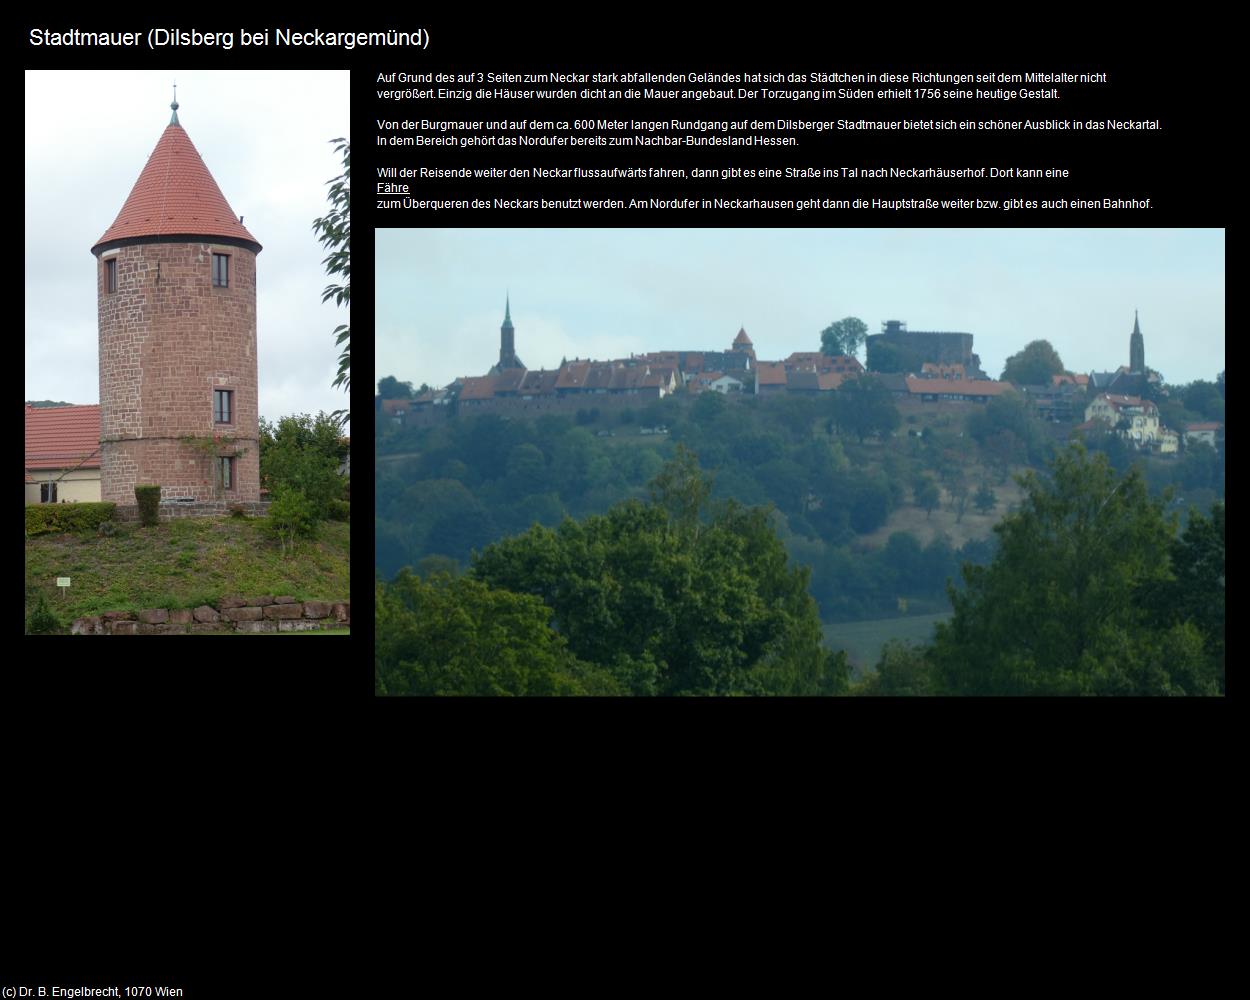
[[378, 302, 1214, 454]]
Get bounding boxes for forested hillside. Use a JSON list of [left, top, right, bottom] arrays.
[[377, 383, 1222, 625]]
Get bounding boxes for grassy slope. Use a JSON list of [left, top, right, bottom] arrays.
[[26, 517, 350, 626]]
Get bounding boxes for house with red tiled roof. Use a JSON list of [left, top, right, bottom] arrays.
[[1085, 393, 1167, 450], [25, 404, 102, 504], [905, 377, 1012, 403], [1183, 421, 1223, 448]]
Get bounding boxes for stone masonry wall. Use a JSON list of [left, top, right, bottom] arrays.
[[72, 597, 350, 635], [98, 241, 260, 505]]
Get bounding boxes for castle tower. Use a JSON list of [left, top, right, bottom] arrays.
[[91, 93, 261, 508], [1129, 310, 1145, 374], [496, 294, 524, 370]]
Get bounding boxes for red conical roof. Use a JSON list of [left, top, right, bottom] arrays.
[[733, 327, 753, 346], [92, 121, 260, 255]]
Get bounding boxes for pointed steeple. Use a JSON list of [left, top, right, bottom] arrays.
[[1129, 309, 1145, 374], [92, 96, 261, 256], [496, 293, 522, 370], [170, 83, 180, 125]]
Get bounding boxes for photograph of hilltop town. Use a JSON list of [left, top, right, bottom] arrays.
[[375, 228, 1224, 696]]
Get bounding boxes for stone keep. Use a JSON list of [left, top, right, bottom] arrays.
[[91, 97, 262, 506]]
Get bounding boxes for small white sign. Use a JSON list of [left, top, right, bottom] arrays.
[[57, 578, 71, 588]]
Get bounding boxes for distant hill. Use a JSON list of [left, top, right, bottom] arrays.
[[26, 400, 74, 408]]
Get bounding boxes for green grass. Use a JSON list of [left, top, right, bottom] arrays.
[[823, 612, 950, 676], [26, 517, 350, 631]]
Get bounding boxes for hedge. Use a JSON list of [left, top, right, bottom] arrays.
[[25, 502, 118, 537], [135, 485, 161, 526]]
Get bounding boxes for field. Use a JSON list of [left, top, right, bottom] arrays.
[[823, 612, 950, 676], [25, 516, 350, 631]]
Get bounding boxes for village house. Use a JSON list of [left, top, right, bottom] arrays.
[[1183, 422, 1223, 449], [1084, 393, 1168, 450], [25, 404, 102, 503]]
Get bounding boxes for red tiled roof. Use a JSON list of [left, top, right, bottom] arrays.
[[92, 122, 260, 253], [1184, 422, 1222, 432], [905, 377, 1012, 398], [25, 404, 101, 470], [380, 399, 409, 415], [756, 362, 787, 385], [458, 375, 501, 401], [1053, 373, 1090, 386], [733, 327, 753, 346]]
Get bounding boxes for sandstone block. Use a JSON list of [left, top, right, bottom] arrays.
[[279, 620, 320, 631], [112, 621, 137, 635], [303, 601, 333, 619], [263, 603, 303, 620], [273, 595, 298, 604], [137, 609, 169, 624], [71, 616, 102, 635], [193, 605, 220, 623], [169, 609, 193, 624], [222, 607, 264, 622], [234, 620, 277, 633]]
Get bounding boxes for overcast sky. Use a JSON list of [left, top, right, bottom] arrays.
[[25, 70, 351, 428], [377, 228, 1224, 391]]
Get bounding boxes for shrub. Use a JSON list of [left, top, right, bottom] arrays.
[[25, 502, 118, 537], [228, 503, 248, 518], [266, 489, 316, 556], [328, 499, 350, 522], [27, 596, 61, 635], [135, 485, 161, 526], [97, 520, 118, 538]]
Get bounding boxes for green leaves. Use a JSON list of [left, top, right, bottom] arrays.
[[468, 452, 833, 696], [930, 444, 1219, 695], [312, 138, 350, 394]]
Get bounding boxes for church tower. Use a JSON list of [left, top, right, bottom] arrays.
[[1129, 310, 1145, 375], [495, 294, 524, 371], [92, 92, 261, 510]]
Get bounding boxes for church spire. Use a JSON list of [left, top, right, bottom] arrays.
[[1129, 309, 1145, 375], [170, 83, 180, 126], [505, 292, 512, 326]]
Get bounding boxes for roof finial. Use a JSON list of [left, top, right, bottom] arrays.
[[505, 291, 511, 324], [170, 82, 180, 126]]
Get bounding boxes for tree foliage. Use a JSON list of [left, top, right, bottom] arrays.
[[820, 316, 868, 358], [259, 413, 347, 520], [1000, 339, 1066, 386], [930, 444, 1219, 695], [376, 571, 622, 696], [471, 452, 848, 696], [377, 375, 413, 399], [312, 138, 350, 419], [830, 375, 900, 443]]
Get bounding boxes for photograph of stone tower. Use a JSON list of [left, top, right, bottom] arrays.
[[92, 91, 263, 510], [25, 70, 350, 516]]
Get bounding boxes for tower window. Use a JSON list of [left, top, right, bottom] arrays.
[[105, 258, 117, 293], [214, 389, 233, 424], [218, 457, 234, 491], [212, 253, 229, 288]]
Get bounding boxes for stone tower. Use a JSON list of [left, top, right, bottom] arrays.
[[495, 294, 524, 371], [91, 94, 261, 509], [1129, 310, 1145, 374]]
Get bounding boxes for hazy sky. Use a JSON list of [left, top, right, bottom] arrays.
[[25, 69, 351, 428], [377, 228, 1224, 390]]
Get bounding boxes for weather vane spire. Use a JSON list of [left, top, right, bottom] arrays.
[[170, 82, 180, 125]]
